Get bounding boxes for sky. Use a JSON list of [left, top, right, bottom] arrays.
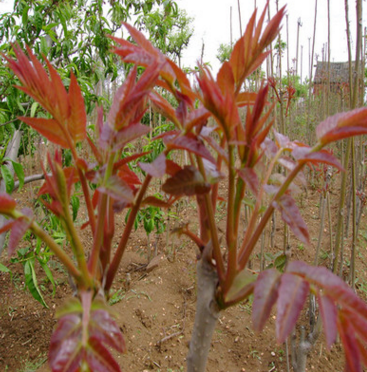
[[1, 0, 366, 82]]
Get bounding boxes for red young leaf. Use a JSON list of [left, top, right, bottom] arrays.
[[0, 220, 15, 235], [165, 134, 216, 164], [89, 309, 125, 353], [316, 107, 367, 145], [0, 193, 16, 213], [344, 308, 367, 345], [149, 92, 179, 126], [165, 160, 182, 176], [117, 164, 142, 185], [185, 107, 211, 132], [318, 293, 338, 349], [357, 339, 367, 368], [86, 337, 121, 372], [19, 117, 69, 148], [236, 92, 258, 106], [272, 195, 309, 245], [276, 273, 309, 343], [49, 314, 82, 372], [162, 166, 211, 196], [252, 268, 280, 332], [68, 72, 87, 144], [338, 313, 362, 372], [139, 153, 166, 178]]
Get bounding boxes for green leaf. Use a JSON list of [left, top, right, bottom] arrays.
[[38, 259, 56, 296], [0, 261, 10, 273], [11, 160, 24, 191], [0, 262, 12, 281], [70, 195, 80, 221], [30, 102, 38, 117], [1, 165, 14, 193], [24, 259, 48, 308]]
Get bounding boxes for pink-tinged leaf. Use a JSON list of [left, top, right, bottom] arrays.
[[50, 296, 125, 372], [68, 72, 87, 144], [0, 193, 16, 213], [113, 123, 150, 151], [89, 310, 126, 353], [252, 268, 280, 332], [165, 134, 216, 164], [318, 293, 338, 349], [338, 313, 362, 372], [276, 273, 309, 343], [98, 176, 134, 203], [272, 195, 309, 245], [162, 166, 211, 196], [118, 164, 142, 185], [8, 216, 32, 257], [261, 137, 278, 159], [86, 337, 121, 372], [203, 159, 224, 185], [274, 131, 294, 150], [142, 196, 172, 208], [107, 66, 137, 129], [19, 117, 69, 148], [139, 153, 166, 178], [286, 261, 367, 320], [277, 157, 296, 172], [202, 133, 229, 165], [316, 107, 367, 145], [294, 149, 344, 172], [238, 167, 259, 195]]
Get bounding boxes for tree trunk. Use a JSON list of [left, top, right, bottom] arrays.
[[187, 248, 220, 372], [0, 130, 22, 256]]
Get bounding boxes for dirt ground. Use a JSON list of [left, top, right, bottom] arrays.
[[1, 162, 366, 372]]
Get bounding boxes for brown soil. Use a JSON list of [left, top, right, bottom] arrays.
[[1, 168, 366, 372]]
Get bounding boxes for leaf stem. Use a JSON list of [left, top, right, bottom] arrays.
[[105, 175, 153, 292]]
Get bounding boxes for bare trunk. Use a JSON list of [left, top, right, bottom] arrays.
[[0, 130, 22, 255], [187, 247, 220, 372]]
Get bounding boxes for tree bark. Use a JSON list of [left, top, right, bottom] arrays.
[[0, 130, 22, 256], [187, 245, 220, 372]]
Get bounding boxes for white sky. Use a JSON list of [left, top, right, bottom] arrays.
[[178, 0, 367, 81], [1, 0, 366, 82]]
